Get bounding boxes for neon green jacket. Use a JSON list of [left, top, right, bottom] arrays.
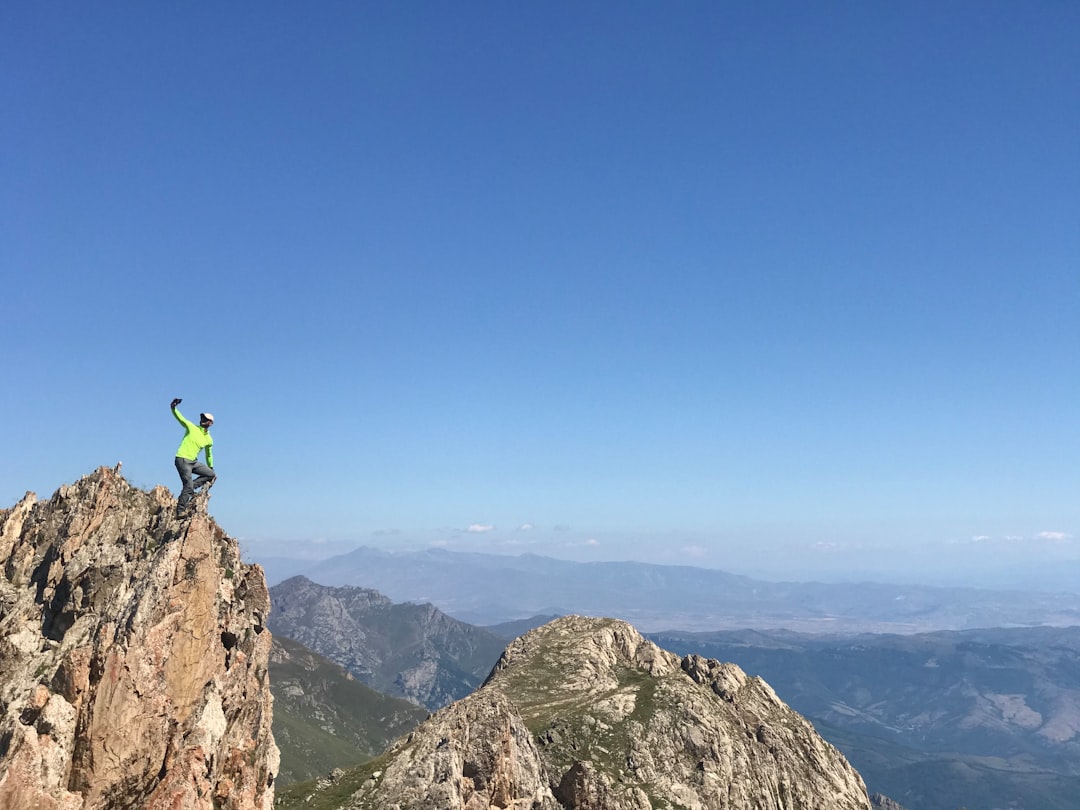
[[173, 407, 214, 467]]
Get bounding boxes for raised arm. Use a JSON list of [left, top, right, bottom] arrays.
[[170, 399, 195, 429]]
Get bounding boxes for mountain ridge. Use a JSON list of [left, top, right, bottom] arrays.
[[260, 545, 1080, 633], [268, 575, 506, 710], [268, 577, 1078, 809], [280, 615, 875, 810], [650, 625, 1080, 810]]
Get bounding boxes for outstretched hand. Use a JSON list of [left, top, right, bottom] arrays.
[[170, 398, 182, 409]]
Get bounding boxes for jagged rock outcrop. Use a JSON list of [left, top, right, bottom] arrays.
[[269, 576, 505, 710], [0, 468, 279, 810], [284, 615, 871, 810]]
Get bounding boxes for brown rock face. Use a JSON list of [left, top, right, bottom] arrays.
[[0, 468, 279, 810]]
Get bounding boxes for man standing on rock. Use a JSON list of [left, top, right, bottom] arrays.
[[170, 397, 216, 518]]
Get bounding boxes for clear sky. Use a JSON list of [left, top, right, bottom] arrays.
[[3, 2, 1077, 587]]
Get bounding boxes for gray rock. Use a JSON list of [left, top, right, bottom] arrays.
[[294, 615, 872, 809]]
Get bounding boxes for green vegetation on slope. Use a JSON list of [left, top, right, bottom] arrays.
[[275, 755, 389, 810], [270, 636, 426, 785]]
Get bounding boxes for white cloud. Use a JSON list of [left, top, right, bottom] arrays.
[[562, 537, 600, 548], [467, 523, 495, 533], [518, 523, 535, 531], [681, 544, 708, 558], [1036, 531, 1071, 542], [972, 535, 992, 543], [812, 542, 842, 552]]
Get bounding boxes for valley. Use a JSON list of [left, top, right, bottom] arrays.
[[265, 555, 1080, 809]]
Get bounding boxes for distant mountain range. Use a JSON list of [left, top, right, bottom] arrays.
[[256, 545, 1080, 633], [276, 616, 876, 810], [651, 626, 1080, 810], [262, 566, 1080, 809]]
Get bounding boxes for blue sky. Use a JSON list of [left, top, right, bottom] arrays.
[[3, 2, 1077, 586]]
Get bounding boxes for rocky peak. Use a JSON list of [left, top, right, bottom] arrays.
[[0, 467, 278, 810], [289, 615, 872, 809], [273, 576, 394, 615]]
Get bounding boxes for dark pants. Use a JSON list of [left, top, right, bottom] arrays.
[[175, 456, 216, 508]]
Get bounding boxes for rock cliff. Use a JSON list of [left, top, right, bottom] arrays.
[[283, 615, 871, 810], [0, 468, 279, 810]]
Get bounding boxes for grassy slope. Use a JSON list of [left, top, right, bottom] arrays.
[[270, 636, 427, 786]]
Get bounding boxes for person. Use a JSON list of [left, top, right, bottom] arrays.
[[170, 397, 216, 517]]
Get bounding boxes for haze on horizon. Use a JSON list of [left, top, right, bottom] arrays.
[[3, 3, 1077, 592]]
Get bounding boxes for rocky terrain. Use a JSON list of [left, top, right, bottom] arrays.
[[269, 576, 506, 710], [654, 627, 1080, 810], [280, 615, 873, 810], [271, 587, 1079, 808], [0, 468, 278, 810]]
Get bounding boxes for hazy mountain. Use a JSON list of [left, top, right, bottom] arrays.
[[269, 635, 427, 786], [277, 616, 876, 810], [651, 626, 1080, 810], [262, 552, 1080, 808], [262, 545, 1080, 633], [269, 572, 1080, 808], [268, 575, 507, 710]]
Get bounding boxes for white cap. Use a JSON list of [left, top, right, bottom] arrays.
[[200, 412, 215, 423]]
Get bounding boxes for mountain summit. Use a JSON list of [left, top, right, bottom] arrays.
[[287, 615, 871, 809], [0, 468, 278, 809]]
